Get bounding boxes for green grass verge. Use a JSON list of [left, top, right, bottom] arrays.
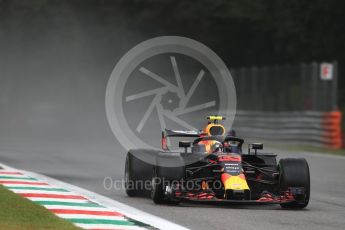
[[0, 185, 80, 230]]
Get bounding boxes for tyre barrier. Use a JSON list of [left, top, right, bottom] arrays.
[[323, 111, 342, 148], [232, 110, 343, 149]]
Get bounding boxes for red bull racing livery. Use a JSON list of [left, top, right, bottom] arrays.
[[125, 116, 310, 209]]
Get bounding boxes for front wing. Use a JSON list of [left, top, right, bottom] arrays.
[[175, 189, 298, 205]]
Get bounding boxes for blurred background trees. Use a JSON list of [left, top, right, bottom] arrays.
[[1, 0, 344, 126], [122, 0, 345, 109], [121, 0, 345, 66]]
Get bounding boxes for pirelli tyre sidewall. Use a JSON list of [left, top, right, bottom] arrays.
[[125, 152, 152, 197], [279, 158, 310, 209]]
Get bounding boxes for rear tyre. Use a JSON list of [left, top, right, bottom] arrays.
[[279, 158, 310, 209], [151, 167, 166, 204], [124, 152, 151, 197]]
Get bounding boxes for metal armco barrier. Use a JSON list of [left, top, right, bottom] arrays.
[[233, 110, 343, 149]]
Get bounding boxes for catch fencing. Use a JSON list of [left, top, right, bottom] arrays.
[[232, 110, 342, 149], [230, 62, 342, 149]]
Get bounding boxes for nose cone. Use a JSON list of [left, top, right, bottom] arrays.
[[221, 173, 249, 191]]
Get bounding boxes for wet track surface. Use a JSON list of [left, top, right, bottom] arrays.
[[1, 2, 344, 229], [1, 138, 345, 230]]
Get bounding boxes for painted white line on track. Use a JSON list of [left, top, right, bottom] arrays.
[[25, 197, 91, 203], [0, 178, 38, 182], [0, 174, 33, 179], [56, 214, 126, 220], [74, 223, 146, 229], [1, 184, 53, 188], [9, 189, 78, 194], [0, 163, 189, 230], [44, 206, 112, 211]]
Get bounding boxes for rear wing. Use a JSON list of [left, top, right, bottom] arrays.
[[164, 129, 201, 137], [162, 129, 201, 150]]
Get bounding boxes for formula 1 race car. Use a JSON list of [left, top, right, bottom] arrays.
[[125, 116, 310, 209]]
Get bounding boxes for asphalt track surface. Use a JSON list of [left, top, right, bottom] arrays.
[[1, 139, 345, 230]]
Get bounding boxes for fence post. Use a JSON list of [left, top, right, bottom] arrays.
[[331, 61, 338, 110], [273, 65, 280, 111], [311, 62, 319, 111], [239, 68, 247, 110], [250, 66, 258, 110], [300, 63, 307, 110], [261, 66, 268, 111]]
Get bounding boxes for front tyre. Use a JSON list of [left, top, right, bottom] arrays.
[[279, 158, 310, 209], [151, 167, 181, 205]]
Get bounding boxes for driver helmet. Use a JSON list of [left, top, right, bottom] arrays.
[[203, 124, 225, 136], [200, 119, 226, 154]]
